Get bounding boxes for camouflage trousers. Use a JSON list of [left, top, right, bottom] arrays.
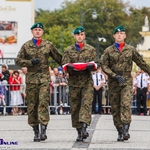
[[109, 84, 132, 128], [69, 84, 93, 128], [26, 82, 50, 127]]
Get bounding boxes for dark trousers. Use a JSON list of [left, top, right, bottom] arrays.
[[6, 89, 12, 114], [20, 94, 27, 114], [92, 88, 102, 113], [137, 87, 147, 114]]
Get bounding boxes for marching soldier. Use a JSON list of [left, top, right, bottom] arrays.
[[62, 26, 99, 141], [101, 25, 150, 142], [16, 22, 62, 142]]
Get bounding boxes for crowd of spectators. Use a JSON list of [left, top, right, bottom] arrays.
[[49, 67, 69, 115], [0, 64, 27, 115], [0, 64, 150, 116], [132, 69, 150, 116]]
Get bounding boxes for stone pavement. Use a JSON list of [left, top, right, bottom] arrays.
[[0, 114, 150, 150]]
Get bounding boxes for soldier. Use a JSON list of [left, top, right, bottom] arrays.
[[16, 22, 62, 142], [62, 26, 99, 142], [101, 25, 150, 142]]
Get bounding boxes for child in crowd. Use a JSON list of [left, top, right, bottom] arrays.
[[0, 79, 8, 115]]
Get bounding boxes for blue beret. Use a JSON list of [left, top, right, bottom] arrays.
[[113, 26, 125, 34], [30, 22, 44, 30], [74, 26, 85, 34]]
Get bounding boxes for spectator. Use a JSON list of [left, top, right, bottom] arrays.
[[102, 83, 111, 114], [0, 74, 8, 115], [147, 78, 150, 115], [64, 72, 70, 114], [58, 66, 62, 72], [136, 70, 149, 115], [9, 70, 23, 115], [19, 67, 27, 115], [1, 64, 11, 115], [50, 70, 57, 114], [55, 70, 68, 114], [131, 72, 137, 115], [53, 68, 58, 77], [1, 64, 10, 81], [9, 70, 13, 76], [92, 68, 105, 114], [101, 70, 111, 114], [0, 80, 6, 106]]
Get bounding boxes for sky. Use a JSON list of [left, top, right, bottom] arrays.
[[35, 0, 150, 11]]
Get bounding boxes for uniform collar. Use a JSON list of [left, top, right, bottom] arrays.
[[113, 43, 128, 52]]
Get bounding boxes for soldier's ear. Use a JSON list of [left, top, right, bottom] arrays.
[[124, 33, 126, 39]]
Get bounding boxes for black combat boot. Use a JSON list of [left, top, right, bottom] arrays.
[[76, 128, 83, 142], [123, 124, 130, 140], [81, 123, 89, 139], [40, 124, 47, 141], [116, 127, 124, 142], [33, 125, 40, 142]]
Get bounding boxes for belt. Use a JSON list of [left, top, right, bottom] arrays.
[[138, 87, 147, 90], [28, 68, 48, 73], [115, 71, 131, 76], [69, 70, 90, 76]]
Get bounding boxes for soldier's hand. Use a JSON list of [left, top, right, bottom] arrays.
[[86, 63, 94, 71], [115, 75, 125, 84], [67, 64, 74, 72], [31, 58, 41, 65]]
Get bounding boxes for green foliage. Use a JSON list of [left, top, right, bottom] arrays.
[[43, 25, 75, 54], [35, 0, 150, 58]]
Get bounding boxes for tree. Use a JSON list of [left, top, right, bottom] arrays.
[[35, 0, 150, 57], [43, 25, 74, 53]]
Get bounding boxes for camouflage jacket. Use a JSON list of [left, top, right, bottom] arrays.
[[101, 43, 150, 85], [16, 39, 62, 84], [62, 43, 99, 87]]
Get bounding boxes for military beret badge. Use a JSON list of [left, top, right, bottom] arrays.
[[113, 25, 125, 34], [30, 22, 44, 30], [74, 26, 85, 34]]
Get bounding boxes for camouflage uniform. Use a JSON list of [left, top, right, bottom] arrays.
[[101, 43, 150, 128], [62, 43, 99, 128], [16, 39, 62, 127]]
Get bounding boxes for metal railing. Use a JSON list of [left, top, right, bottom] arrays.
[[0, 84, 149, 115]]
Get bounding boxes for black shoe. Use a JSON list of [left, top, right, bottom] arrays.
[[81, 123, 89, 139], [123, 124, 130, 140], [33, 125, 40, 142], [144, 113, 147, 116], [117, 133, 124, 141], [40, 124, 47, 141], [76, 128, 83, 142], [116, 127, 124, 142]]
